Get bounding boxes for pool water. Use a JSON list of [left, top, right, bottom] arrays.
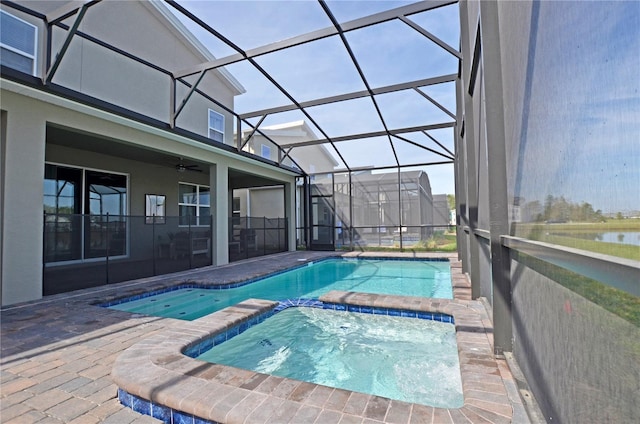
[[196, 307, 464, 408], [107, 258, 452, 320]]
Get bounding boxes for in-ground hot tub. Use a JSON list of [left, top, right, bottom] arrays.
[[190, 305, 464, 409]]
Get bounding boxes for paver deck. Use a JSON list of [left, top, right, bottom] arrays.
[[1, 251, 529, 423]]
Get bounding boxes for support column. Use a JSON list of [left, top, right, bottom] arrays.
[[211, 163, 229, 265], [0, 111, 5, 307], [454, 79, 468, 272], [1, 98, 46, 305], [284, 181, 296, 251], [459, 1, 482, 299], [479, 0, 513, 355]]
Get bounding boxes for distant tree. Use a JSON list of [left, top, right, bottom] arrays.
[[536, 195, 604, 222], [616, 212, 624, 220], [447, 194, 455, 210], [520, 200, 543, 222], [543, 195, 555, 221]]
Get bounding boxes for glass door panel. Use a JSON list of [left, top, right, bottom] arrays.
[[85, 171, 127, 259], [44, 165, 82, 262], [309, 174, 335, 250]]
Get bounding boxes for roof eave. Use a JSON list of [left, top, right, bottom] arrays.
[[145, 0, 246, 96]]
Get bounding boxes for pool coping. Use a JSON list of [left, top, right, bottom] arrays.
[[111, 256, 515, 423]]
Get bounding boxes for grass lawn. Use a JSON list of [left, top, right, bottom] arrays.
[[515, 221, 640, 261], [515, 251, 640, 327], [346, 231, 457, 253]]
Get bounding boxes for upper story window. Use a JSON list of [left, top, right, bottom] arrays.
[[261, 144, 271, 159], [0, 10, 37, 75], [179, 183, 210, 226], [208, 109, 224, 142]]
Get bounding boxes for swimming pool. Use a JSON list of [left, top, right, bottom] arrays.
[[106, 258, 452, 320], [193, 306, 464, 408]]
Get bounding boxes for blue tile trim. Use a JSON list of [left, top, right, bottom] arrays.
[[184, 297, 322, 358], [117, 388, 131, 408], [151, 402, 171, 422], [173, 409, 195, 424], [132, 393, 151, 416], [98, 256, 449, 308], [340, 256, 450, 263], [117, 388, 220, 424], [183, 308, 276, 358], [321, 302, 455, 324]]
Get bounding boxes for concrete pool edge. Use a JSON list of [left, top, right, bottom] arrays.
[[112, 296, 515, 422]]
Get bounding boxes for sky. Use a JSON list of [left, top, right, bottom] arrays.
[[510, 0, 640, 214], [167, 1, 639, 214], [169, 0, 461, 196]]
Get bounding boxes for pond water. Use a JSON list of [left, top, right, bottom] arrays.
[[550, 231, 640, 247]]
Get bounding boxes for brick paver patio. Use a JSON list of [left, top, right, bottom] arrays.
[[1, 251, 529, 423]]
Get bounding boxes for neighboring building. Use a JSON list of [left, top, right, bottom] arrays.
[[432, 194, 451, 226], [238, 122, 441, 248], [232, 120, 339, 253], [0, 1, 298, 305], [243, 120, 339, 174], [236, 120, 338, 219], [335, 170, 435, 246]]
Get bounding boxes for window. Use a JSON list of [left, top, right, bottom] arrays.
[[261, 144, 271, 159], [0, 10, 37, 75], [208, 109, 224, 142], [232, 196, 241, 226], [179, 183, 210, 226], [145, 194, 166, 224]]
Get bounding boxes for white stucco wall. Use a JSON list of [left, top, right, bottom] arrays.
[[0, 81, 296, 306], [6, 0, 240, 144], [1, 91, 46, 305]]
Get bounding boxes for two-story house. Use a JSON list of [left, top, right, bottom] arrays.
[[0, 0, 299, 305]]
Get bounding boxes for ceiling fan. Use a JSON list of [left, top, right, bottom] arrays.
[[174, 158, 202, 173]]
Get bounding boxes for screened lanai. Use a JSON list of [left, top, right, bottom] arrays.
[[2, 1, 638, 422], [165, 0, 460, 251], [168, 0, 459, 172], [161, 0, 461, 250], [3, 0, 460, 251]]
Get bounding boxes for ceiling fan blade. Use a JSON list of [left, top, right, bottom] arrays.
[[175, 163, 202, 173]]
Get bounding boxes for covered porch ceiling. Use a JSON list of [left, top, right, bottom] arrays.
[[47, 124, 289, 189]]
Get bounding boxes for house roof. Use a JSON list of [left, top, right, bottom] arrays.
[[241, 120, 340, 168], [144, 1, 245, 95], [243, 120, 316, 141]]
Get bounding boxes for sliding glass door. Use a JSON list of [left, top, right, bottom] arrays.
[[44, 164, 127, 263]]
